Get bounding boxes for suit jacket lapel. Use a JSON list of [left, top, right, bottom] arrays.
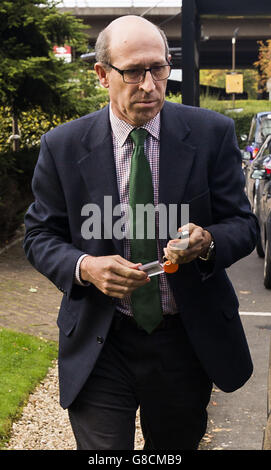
[[159, 102, 196, 246], [77, 106, 124, 256]]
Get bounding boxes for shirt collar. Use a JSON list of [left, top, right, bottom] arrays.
[[109, 104, 160, 147]]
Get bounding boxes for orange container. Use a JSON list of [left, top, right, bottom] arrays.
[[163, 260, 179, 273]]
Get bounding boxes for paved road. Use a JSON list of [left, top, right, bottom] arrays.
[[0, 236, 61, 342], [200, 249, 271, 450]]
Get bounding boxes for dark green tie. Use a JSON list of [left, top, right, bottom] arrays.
[[129, 128, 163, 333]]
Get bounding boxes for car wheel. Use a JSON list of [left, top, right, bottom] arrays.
[[264, 239, 271, 289]]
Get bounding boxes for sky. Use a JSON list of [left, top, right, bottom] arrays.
[[57, 1, 182, 8]]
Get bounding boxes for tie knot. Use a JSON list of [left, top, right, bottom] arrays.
[[130, 128, 148, 147]]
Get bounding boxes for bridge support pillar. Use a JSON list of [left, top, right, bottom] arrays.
[[181, 0, 201, 107]]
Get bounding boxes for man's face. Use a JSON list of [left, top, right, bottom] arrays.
[[95, 24, 170, 127]]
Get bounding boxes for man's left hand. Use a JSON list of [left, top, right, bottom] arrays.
[[164, 223, 212, 264]]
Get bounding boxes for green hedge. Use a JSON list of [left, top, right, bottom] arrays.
[[202, 99, 271, 148], [0, 147, 39, 245], [167, 95, 271, 148], [0, 108, 62, 154], [0, 107, 60, 245], [0, 95, 109, 245]]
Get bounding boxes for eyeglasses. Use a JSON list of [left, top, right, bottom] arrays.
[[106, 62, 172, 84]]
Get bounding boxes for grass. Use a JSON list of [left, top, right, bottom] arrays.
[[0, 327, 58, 449], [201, 98, 271, 114], [167, 93, 271, 113]]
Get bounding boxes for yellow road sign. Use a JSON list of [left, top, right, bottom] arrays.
[[226, 73, 243, 94]]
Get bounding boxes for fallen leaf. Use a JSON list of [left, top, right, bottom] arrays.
[[29, 287, 38, 293], [212, 428, 232, 432]]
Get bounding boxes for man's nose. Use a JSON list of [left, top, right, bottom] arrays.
[[139, 70, 156, 93]]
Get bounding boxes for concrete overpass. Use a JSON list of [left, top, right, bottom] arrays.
[[58, 3, 271, 69]]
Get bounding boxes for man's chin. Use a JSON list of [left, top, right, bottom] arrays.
[[130, 103, 163, 125]]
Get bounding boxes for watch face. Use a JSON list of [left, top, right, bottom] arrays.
[[199, 239, 215, 261], [208, 241, 215, 260]]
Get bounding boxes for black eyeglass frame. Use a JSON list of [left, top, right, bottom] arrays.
[[105, 61, 172, 84]]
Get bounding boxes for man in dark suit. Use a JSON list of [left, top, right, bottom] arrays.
[[23, 15, 258, 450]]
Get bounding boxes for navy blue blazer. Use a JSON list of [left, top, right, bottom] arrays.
[[24, 101, 259, 409]]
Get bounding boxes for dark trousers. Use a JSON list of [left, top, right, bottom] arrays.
[[68, 312, 212, 450]]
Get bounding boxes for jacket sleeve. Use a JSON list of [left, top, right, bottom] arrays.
[[23, 134, 85, 300]]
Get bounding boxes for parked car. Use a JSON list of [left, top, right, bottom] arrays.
[[245, 134, 271, 213], [241, 112, 271, 186], [247, 136, 271, 288], [243, 111, 271, 159]]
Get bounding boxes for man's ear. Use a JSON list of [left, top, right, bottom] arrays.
[[94, 62, 110, 88]]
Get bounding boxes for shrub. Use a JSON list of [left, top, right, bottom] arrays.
[[0, 87, 109, 244], [0, 90, 109, 154], [204, 99, 271, 147], [167, 95, 271, 147], [0, 147, 39, 245]]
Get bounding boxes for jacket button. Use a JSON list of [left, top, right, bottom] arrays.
[[97, 336, 104, 344]]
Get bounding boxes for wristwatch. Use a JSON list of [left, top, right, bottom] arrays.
[[198, 239, 215, 261]]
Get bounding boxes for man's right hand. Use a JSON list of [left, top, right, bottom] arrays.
[[80, 255, 150, 299]]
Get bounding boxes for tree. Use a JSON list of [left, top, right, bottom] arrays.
[[254, 40, 271, 97], [0, 0, 88, 150]]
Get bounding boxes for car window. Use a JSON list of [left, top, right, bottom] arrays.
[[262, 145, 271, 158], [254, 139, 271, 164], [260, 118, 271, 139]]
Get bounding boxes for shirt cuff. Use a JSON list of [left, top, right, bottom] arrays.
[[74, 254, 91, 286]]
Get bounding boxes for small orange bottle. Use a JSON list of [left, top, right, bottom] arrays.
[[163, 259, 179, 273]]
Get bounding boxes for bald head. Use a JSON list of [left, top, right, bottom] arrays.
[[95, 15, 169, 65], [94, 15, 170, 127], [108, 14, 157, 34]]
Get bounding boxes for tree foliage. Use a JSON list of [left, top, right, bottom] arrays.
[[254, 40, 271, 94], [0, 0, 88, 119]]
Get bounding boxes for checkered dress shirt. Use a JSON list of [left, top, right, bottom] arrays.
[[110, 107, 178, 316]]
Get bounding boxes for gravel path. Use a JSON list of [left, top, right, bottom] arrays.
[[5, 361, 144, 450], [5, 362, 76, 450]]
